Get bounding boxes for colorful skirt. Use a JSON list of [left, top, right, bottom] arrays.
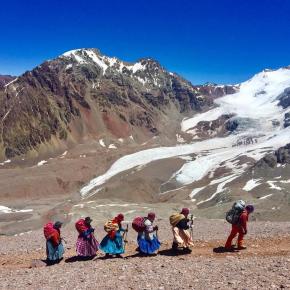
[[172, 227, 194, 248], [100, 231, 124, 254], [137, 235, 160, 254], [76, 235, 99, 257], [46, 240, 64, 261]]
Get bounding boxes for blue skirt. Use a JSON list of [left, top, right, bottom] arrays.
[[137, 235, 160, 254], [46, 241, 64, 261], [100, 231, 124, 254]]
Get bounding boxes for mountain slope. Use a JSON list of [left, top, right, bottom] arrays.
[[79, 67, 290, 219], [0, 48, 235, 160]]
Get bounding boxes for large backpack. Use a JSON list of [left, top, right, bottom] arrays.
[[169, 213, 185, 227], [226, 200, 246, 225], [104, 220, 119, 233], [132, 216, 146, 232], [43, 222, 55, 240]]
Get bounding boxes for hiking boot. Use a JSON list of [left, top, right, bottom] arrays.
[[237, 245, 247, 250]]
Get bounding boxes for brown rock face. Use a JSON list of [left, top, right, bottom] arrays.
[[256, 143, 290, 168], [0, 48, 236, 159]]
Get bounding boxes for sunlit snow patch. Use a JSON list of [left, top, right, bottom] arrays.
[[267, 181, 282, 190], [0, 159, 11, 166], [108, 144, 117, 149], [37, 160, 47, 166], [259, 194, 273, 200], [243, 178, 263, 191], [99, 139, 106, 147], [0, 205, 33, 214]]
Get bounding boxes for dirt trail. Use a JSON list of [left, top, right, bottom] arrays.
[[1, 220, 290, 289], [1, 236, 289, 270]]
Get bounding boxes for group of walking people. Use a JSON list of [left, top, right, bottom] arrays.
[[44, 203, 254, 264]]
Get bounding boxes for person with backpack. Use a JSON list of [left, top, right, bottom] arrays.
[[137, 212, 160, 255], [170, 208, 194, 253], [100, 213, 127, 258], [225, 204, 255, 250], [75, 217, 99, 258], [43, 221, 64, 265]]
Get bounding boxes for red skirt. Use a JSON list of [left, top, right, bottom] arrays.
[[76, 235, 99, 257]]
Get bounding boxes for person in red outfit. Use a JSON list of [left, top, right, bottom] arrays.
[[225, 205, 254, 250], [44, 221, 64, 264]]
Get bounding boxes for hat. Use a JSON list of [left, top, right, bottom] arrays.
[[181, 208, 190, 216], [85, 217, 93, 224], [54, 221, 63, 228], [116, 213, 124, 222], [147, 212, 156, 220], [246, 205, 254, 213]]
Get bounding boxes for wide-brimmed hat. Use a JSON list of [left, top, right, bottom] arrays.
[[54, 221, 63, 228], [85, 217, 93, 223]]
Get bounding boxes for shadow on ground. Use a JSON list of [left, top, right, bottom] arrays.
[[65, 256, 95, 263], [158, 249, 191, 256], [213, 246, 239, 253]]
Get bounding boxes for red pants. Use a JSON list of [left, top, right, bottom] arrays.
[[225, 225, 244, 248]]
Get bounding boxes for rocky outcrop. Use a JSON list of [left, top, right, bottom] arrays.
[[278, 87, 290, 109], [196, 83, 238, 99], [284, 112, 290, 128], [256, 143, 290, 168], [190, 114, 235, 139]]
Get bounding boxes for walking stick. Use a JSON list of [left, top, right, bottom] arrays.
[[190, 214, 194, 241], [123, 224, 129, 250]]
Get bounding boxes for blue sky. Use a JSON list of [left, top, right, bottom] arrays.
[[1, 0, 290, 84]]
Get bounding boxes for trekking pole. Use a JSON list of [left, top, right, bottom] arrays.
[[190, 214, 194, 240], [123, 224, 129, 250]]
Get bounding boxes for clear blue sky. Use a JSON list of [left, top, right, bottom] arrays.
[[1, 0, 290, 84]]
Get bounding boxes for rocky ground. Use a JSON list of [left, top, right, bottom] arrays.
[[0, 219, 289, 289]]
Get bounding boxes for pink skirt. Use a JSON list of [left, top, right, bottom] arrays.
[[76, 235, 99, 257]]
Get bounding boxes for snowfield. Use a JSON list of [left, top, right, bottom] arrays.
[[80, 67, 290, 199]]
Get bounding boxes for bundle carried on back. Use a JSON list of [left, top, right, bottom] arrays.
[[169, 213, 185, 227], [132, 216, 146, 232], [226, 200, 246, 225], [104, 220, 119, 233], [75, 219, 88, 234], [43, 222, 55, 240]]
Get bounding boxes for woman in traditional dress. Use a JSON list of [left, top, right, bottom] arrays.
[[43, 221, 65, 265], [75, 217, 99, 258], [171, 208, 194, 253], [100, 213, 127, 258], [137, 212, 160, 255]]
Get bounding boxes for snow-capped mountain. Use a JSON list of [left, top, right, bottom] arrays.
[[79, 66, 290, 220], [0, 48, 289, 220], [0, 48, 234, 159]]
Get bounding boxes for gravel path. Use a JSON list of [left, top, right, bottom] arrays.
[[0, 219, 290, 289]]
